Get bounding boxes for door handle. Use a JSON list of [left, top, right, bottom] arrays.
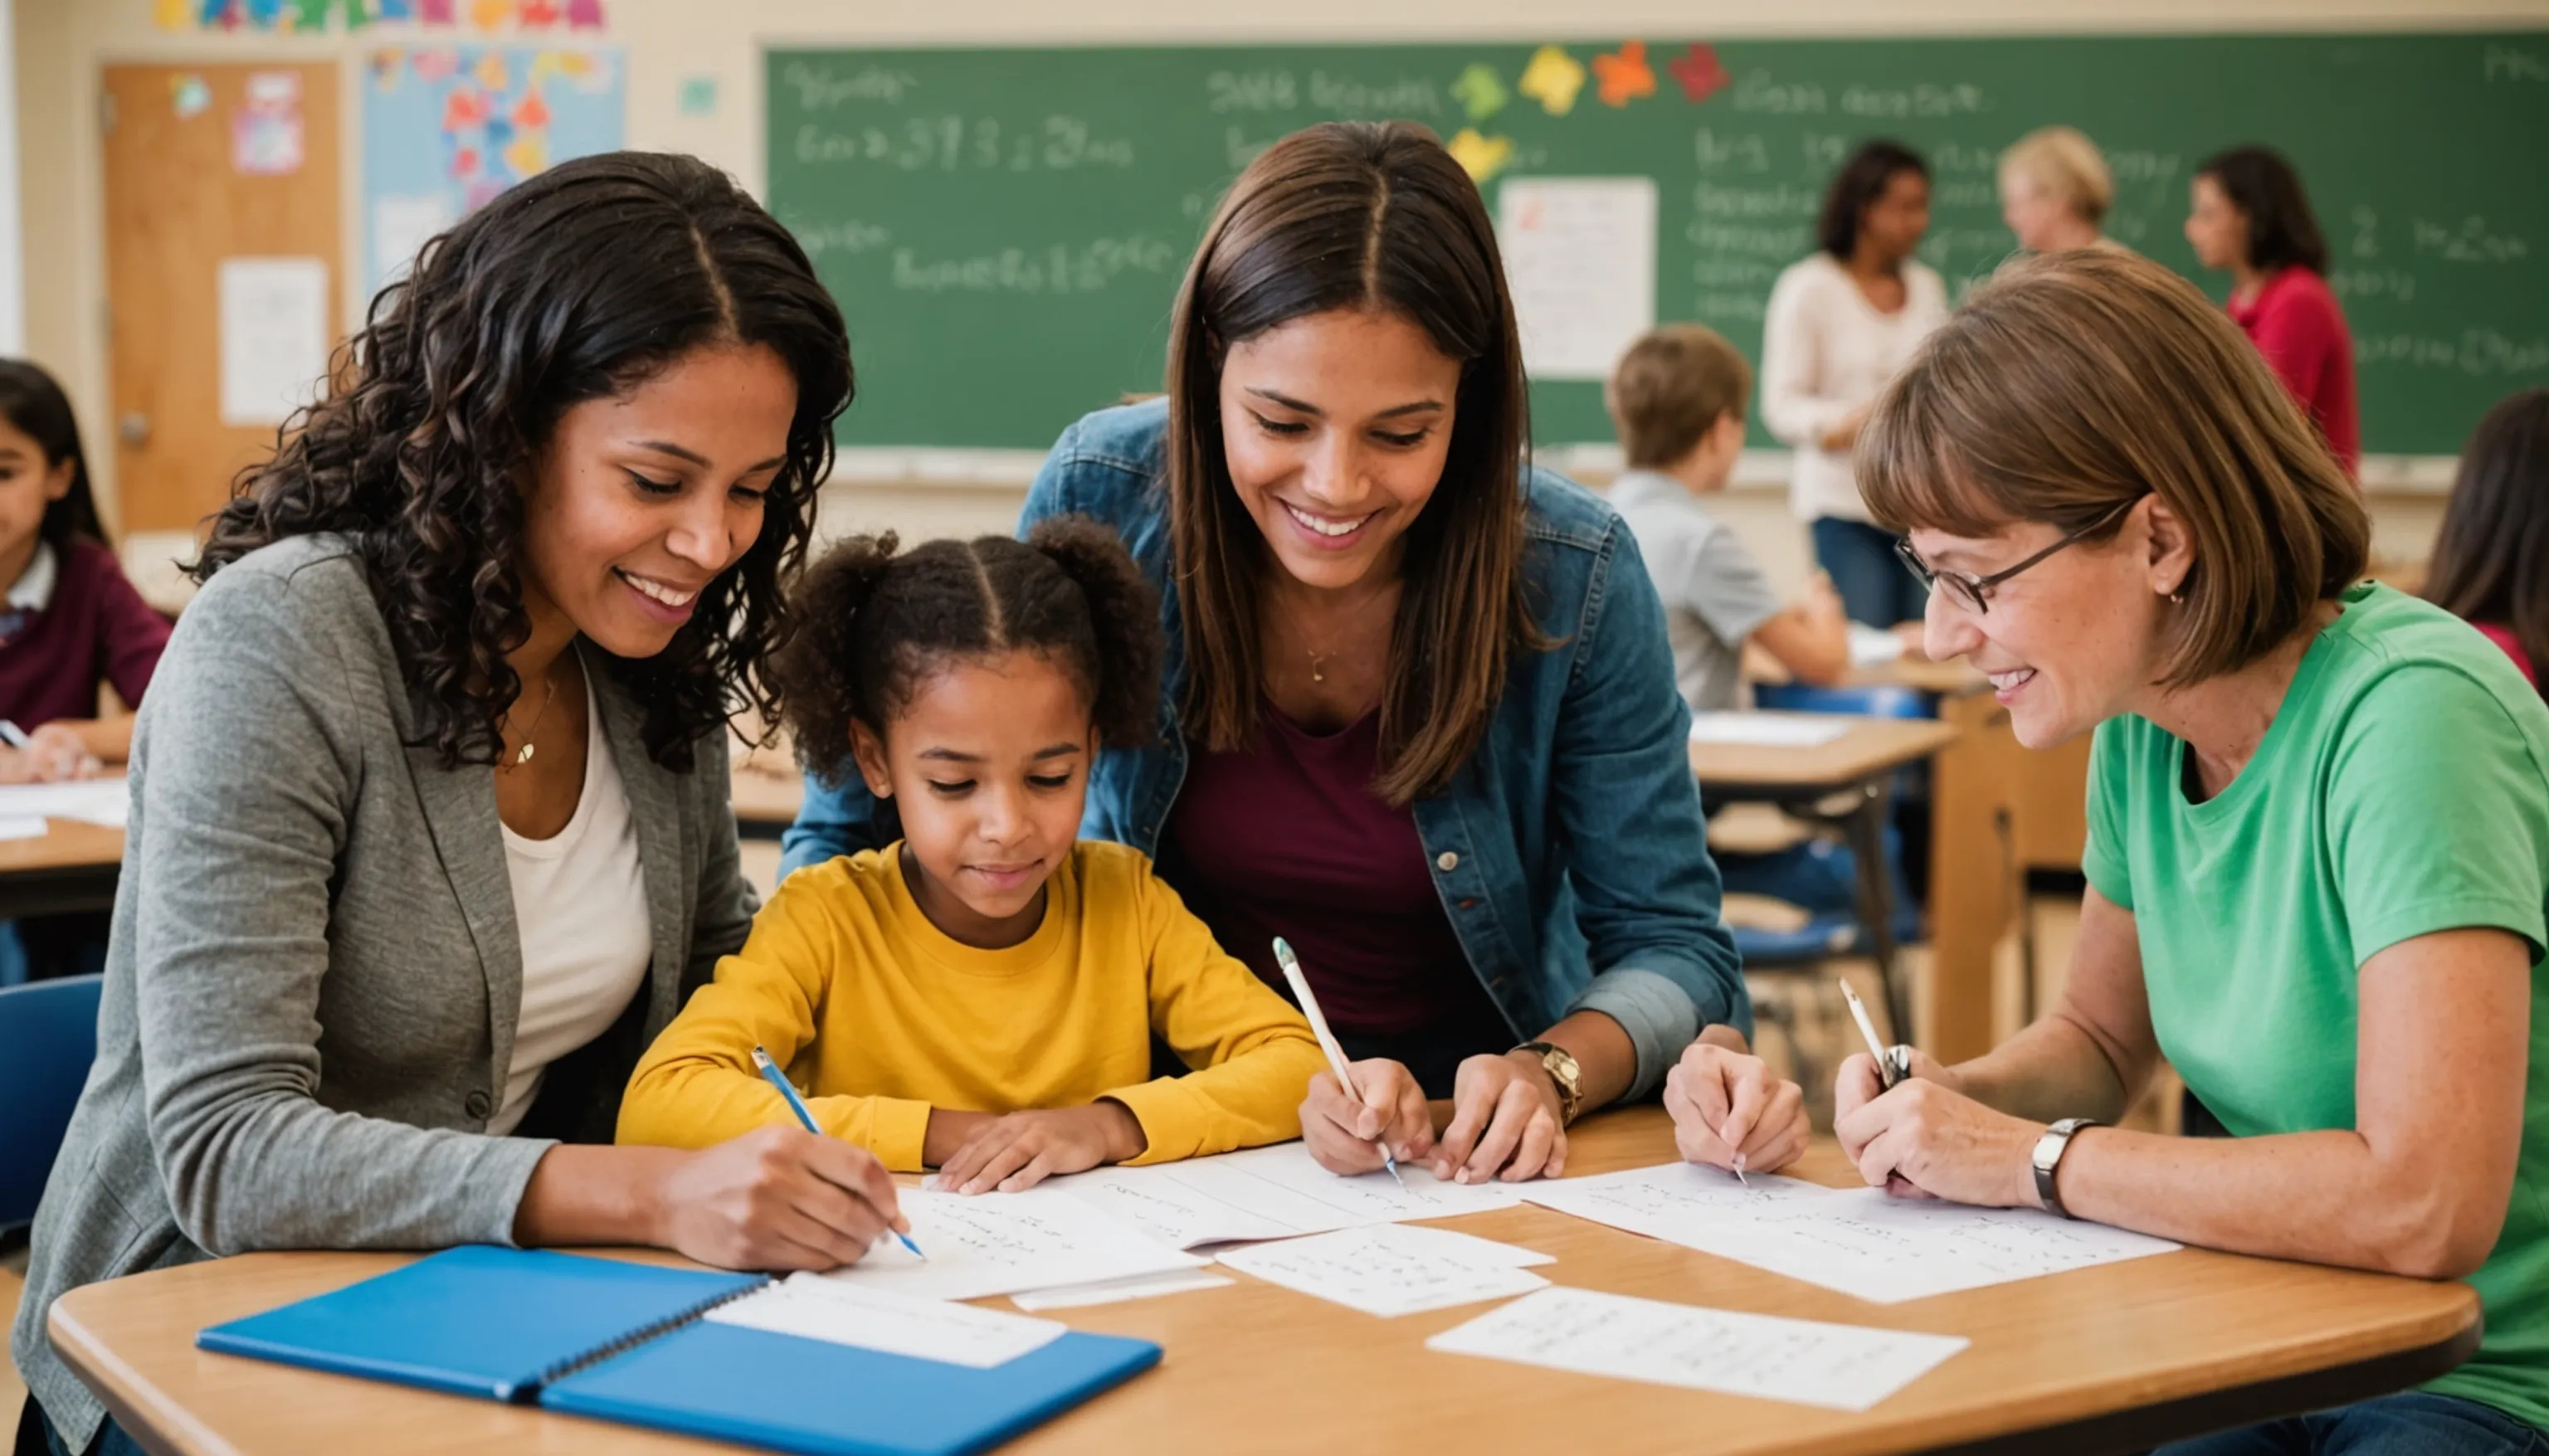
[[118, 412, 149, 447]]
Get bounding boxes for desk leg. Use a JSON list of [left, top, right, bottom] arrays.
[[1928, 694, 2013, 1063], [1839, 782, 1913, 1047]]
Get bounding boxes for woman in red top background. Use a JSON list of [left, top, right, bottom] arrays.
[[2426, 388, 2549, 693], [2186, 146, 2361, 476], [0, 358, 170, 782]]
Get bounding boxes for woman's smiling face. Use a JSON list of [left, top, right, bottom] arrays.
[[1215, 306, 1464, 594]]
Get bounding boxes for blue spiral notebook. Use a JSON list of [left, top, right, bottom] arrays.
[[197, 1246, 1162, 1456]]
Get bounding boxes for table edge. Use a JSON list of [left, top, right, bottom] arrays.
[[49, 1295, 237, 1456]]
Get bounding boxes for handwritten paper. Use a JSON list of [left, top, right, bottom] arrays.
[[1688, 713, 1853, 749], [816, 1186, 1205, 1303], [217, 257, 330, 427], [1427, 1287, 1968, 1411], [0, 780, 129, 829], [0, 816, 46, 840], [709, 1276, 1065, 1369], [1008, 1269, 1234, 1312], [1216, 1225, 1552, 1317], [1057, 1141, 1528, 1250], [1498, 177, 1657, 382], [1526, 1163, 2180, 1303]]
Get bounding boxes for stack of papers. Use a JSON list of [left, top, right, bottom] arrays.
[[1687, 713, 1852, 749], [819, 1186, 1208, 1303], [1215, 1225, 1552, 1317], [1525, 1163, 2179, 1302], [0, 779, 128, 828], [1056, 1141, 1528, 1249], [1427, 1287, 1967, 1410]]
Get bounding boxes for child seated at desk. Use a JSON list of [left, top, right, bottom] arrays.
[[1604, 324, 1852, 709], [619, 520, 1327, 1194], [2424, 387, 2549, 694]]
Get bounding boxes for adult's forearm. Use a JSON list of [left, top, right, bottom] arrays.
[[1946, 1012, 2137, 1125], [514, 1144, 681, 1248], [1532, 1009, 1637, 1114]]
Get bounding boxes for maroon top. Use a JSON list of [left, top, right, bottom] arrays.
[[0, 540, 172, 728], [1163, 703, 1501, 1040], [2475, 622, 2538, 690]]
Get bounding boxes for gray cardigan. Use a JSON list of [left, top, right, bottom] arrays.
[[12, 535, 758, 1448]]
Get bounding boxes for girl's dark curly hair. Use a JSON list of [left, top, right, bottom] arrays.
[[772, 515, 1161, 784], [190, 150, 853, 772]]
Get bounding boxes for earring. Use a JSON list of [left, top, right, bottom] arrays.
[[2168, 588, 2186, 604]]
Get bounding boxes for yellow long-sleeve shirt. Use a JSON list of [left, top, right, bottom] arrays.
[[618, 840, 1326, 1172]]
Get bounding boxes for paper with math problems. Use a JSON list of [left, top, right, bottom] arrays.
[[1526, 1163, 2179, 1303], [1007, 1269, 1234, 1311], [1056, 1141, 1528, 1250], [1216, 1225, 1553, 1317], [708, 1275, 1066, 1368], [0, 780, 129, 828], [816, 1186, 1205, 1303], [1427, 1287, 1968, 1410]]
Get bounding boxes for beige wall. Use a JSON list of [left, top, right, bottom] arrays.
[[16, 0, 2532, 598]]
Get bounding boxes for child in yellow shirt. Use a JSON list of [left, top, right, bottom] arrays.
[[620, 518, 1326, 1193]]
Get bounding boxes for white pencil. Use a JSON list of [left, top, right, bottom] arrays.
[[1273, 937, 1407, 1191]]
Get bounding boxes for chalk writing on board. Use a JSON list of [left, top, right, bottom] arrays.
[[1694, 182, 1819, 220], [794, 116, 1133, 172], [888, 236, 1182, 295], [1687, 218, 1811, 260], [781, 61, 919, 110], [2414, 217, 2529, 263], [2357, 330, 2549, 373], [2483, 44, 2547, 82], [1731, 72, 1829, 114], [787, 218, 893, 258], [2108, 150, 2181, 187], [1694, 292, 1770, 322], [1206, 69, 1297, 112], [2327, 268, 2418, 303], [1839, 82, 1990, 119], [1693, 129, 1772, 174], [2352, 206, 2382, 260], [1936, 180, 1996, 209], [1309, 71, 1444, 117], [1694, 258, 1781, 288]]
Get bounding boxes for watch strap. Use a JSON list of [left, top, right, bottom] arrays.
[[1514, 1040, 1583, 1126], [2031, 1118, 2101, 1220]]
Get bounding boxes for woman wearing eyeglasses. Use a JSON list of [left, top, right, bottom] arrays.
[[1770, 248, 2549, 1452]]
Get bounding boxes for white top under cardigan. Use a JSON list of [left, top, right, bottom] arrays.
[[1758, 251, 1952, 524]]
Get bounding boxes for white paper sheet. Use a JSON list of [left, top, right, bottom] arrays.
[[707, 1275, 1066, 1368], [0, 780, 128, 828], [371, 193, 457, 290], [1526, 1163, 2180, 1303], [816, 1186, 1206, 1303], [1688, 712, 1853, 749], [1498, 176, 1658, 381], [1216, 1225, 1551, 1317], [1426, 1287, 1968, 1411], [1007, 1269, 1234, 1311], [0, 816, 46, 840], [1056, 1141, 1529, 1250], [218, 256, 330, 427], [1849, 622, 1910, 667]]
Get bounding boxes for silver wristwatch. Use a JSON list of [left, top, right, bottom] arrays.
[[2030, 1118, 2100, 1220]]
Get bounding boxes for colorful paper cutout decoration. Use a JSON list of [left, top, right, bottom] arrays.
[[171, 74, 214, 118], [504, 135, 548, 176], [677, 75, 718, 116], [232, 70, 306, 174], [565, 0, 602, 28], [376, 0, 414, 17], [1516, 45, 1586, 117], [1668, 42, 1732, 103], [519, 0, 562, 25], [441, 85, 487, 129], [512, 87, 549, 129], [412, 46, 460, 80], [1592, 40, 1655, 107], [156, 0, 194, 28], [1450, 63, 1507, 123], [475, 50, 509, 90], [468, 0, 513, 28], [1445, 128, 1515, 185], [421, 0, 456, 20]]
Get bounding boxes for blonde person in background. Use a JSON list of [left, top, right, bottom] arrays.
[[1762, 139, 1950, 630], [1998, 126, 2126, 256]]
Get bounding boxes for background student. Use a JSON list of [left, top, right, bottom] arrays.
[[1998, 125, 2123, 256], [1606, 324, 1851, 704], [2186, 144, 2361, 476], [621, 523, 1326, 1193], [2424, 387, 2549, 691], [0, 358, 168, 784], [1762, 139, 1950, 629]]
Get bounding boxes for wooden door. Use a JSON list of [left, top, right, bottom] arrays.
[[101, 62, 341, 536]]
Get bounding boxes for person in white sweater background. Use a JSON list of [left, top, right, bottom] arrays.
[[1761, 139, 1951, 628]]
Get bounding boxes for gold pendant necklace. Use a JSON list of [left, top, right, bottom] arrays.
[[503, 671, 559, 770], [1308, 647, 1333, 684]]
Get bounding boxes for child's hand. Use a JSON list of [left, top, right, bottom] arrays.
[[651, 1126, 908, 1271], [21, 723, 101, 782], [1300, 1058, 1434, 1176], [936, 1103, 1146, 1195]]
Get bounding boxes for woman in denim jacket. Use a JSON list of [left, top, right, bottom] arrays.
[[783, 122, 1806, 1185]]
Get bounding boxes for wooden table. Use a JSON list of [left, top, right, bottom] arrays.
[[1693, 716, 1962, 1047], [49, 1108, 2478, 1456], [0, 819, 124, 920]]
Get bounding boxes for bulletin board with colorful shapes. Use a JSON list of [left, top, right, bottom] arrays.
[[161, 0, 604, 32], [361, 46, 623, 294]]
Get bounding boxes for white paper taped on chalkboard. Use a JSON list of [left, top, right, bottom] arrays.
[[1497, 177, 1658, 382]]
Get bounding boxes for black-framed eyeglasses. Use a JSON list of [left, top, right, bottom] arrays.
[[1893, 497, 2141, 616]]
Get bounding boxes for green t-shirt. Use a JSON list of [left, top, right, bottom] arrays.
[[2085, 582, 2549, 1430]]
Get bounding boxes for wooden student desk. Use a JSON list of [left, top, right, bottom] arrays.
[[0, 818, 124, 920], [49, 1106, 2477, 1456]]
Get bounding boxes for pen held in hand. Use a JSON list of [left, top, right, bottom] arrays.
[[1837, 979, 1908, 1091], [750, 1045, 925, 1261], [1272, 937, 1408, 1192]]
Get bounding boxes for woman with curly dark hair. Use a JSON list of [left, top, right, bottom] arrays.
[[13, 152, 906, 1456], [619, 519, 1324, 1195]]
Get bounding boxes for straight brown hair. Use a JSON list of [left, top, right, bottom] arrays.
[[1859, 248, 2367, 688], [1165, 120, 1539, 805]]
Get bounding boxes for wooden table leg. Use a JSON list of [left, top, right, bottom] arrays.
[[1925, 693, 2014, 1064]]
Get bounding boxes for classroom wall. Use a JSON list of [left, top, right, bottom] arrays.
[[17, 0, 2527, 596]]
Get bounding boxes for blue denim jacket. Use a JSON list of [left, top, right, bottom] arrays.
[[780, 399, 1747, 1097]]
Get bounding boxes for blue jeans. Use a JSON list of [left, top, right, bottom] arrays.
[[2157, 1393, 2549, 1456], [1813, 516, 1928, 629]]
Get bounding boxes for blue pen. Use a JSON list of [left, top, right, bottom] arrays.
[[751, 1045, 924, 1261]]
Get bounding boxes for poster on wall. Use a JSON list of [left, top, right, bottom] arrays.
[[362, 46, 624, 295], [161, 0, 607, 34]]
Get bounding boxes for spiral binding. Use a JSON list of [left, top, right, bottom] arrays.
[[524, 1273, 775, 1399]]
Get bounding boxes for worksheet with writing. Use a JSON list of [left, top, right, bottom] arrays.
[[1056, 1141, 1528, 1249], [816, 1187, 1206, 1303], [1215, 1225, 1553, 1317], [1525, 1162, 2179, 1303], [707, 1276, 1066, 1368], [1427, 1287, 1968, 1411]]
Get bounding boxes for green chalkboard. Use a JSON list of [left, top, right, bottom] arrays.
[[768, 35, 2549, 455]]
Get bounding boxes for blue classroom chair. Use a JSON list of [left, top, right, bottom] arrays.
[[0, 972, 102, 1237]]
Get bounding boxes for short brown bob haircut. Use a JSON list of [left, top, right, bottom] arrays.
[[1609, 324, 1752, 470], [1858, 248, 2368, 688], [1166, 119, 1539, 806]]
